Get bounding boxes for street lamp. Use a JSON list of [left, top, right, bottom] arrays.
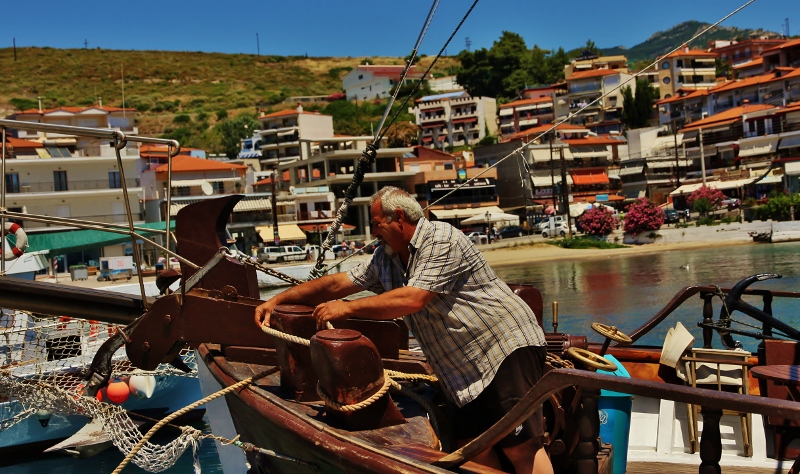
[[485, 211, 491, 224]]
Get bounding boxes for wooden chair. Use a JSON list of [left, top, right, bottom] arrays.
[[678, 348, 753, 456]]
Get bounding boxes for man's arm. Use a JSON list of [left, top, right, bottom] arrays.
[[254, 272, 360, 327], [312, 286, 437, 329]]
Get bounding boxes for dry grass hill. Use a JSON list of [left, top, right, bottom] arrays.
[[0, 47, 459, 151]]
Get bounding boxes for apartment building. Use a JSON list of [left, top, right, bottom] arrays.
[[414, 91, 497, 149], [657, 47, 718, 99], [566, 69, 633, 134], [619, 126, 692, 204], [2, 105, 145, 267], [710, 38, 787, 67], [564, 53, 628, 79], [762, 38, 800, 72], [239, 105, 335, 170], [342, 65, 425, 101]]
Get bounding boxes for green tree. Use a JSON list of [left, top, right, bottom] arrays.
[[385, 121, 419, 147], [621, 79, 657, 130], [215, 113, 259, 159]]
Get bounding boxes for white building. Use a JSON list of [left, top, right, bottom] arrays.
[[239, 105, 334, 170], [413, 91, 497, 149], [342, 65, 425, 101]]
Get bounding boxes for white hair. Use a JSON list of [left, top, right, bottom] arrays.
[[370, 186, 423, 223]]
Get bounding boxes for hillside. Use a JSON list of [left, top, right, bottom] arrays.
[[0, 47, 458, 151], [601, 20, 779, 64]]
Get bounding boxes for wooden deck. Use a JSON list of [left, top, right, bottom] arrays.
[[627, 462, 790, 473]]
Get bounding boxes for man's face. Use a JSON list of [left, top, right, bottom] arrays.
[[370, 200, 401, 255]]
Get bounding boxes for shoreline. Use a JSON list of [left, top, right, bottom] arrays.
[[480, 239, 755, 268]]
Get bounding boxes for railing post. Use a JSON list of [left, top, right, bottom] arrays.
[[761, 292, 774, 338], [575, 387, 600, 474], [699, 406, 723, 474], [701, 292, 715, 348]]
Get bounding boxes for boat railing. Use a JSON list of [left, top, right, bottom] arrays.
[[0, 119, 194, 307], [438, 367, 800, 471], [624, 283, 800, 347]]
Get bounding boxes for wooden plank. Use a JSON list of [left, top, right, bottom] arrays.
[[627, 462, 789, 474]]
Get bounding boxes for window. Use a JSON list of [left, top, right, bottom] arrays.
[[663, 77, 671, 84], [108, 171, 122, 189], [212, 181, 225, 193], [358, 74, 363, 80], [676, 59, 684, 68], [54, 171, 68, 191], [661, 61, 670, 70], [5, 173, 19, 193]]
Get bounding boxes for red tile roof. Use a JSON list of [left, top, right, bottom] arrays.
[[656, 89, 709, 105], [660, 48, 718, 59], [680, 104, 775, 132], [762, 38, 800, 54], [258, 108, 326, 119], [499, 97, 553, 109], [4, 136, 42, 149], [154, 155, 248, 173], [733, 57, 763, 69], [502, 123, 588, 142], [567, 69, 621, 80], [564, 137, 625, 146], [709, 72, 777, 93], [15, 105, 136, 115]]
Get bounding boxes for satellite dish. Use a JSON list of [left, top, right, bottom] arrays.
[[200, 182, 214, 196]]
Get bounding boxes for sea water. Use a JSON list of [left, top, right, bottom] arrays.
[[8, 240, 800, 472]]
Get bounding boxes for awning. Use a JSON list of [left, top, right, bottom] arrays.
[[738, 137, 779, 158], [430, 206, 503, 220], [170, 197, 272, 215], [239, 151, 261, 158], [499, 108, 514, 117], [170, 177, 240, 187], [570, 145, 611, 159], [755, 174, 783, 185], [571, 170, 609, 185], [27, 220, 175, 256], [619, 165, 644, 176], [670, 183, 705, 195], [531, 175, 573, 186], [256, 224, 307, 241], [528, 147, 558, 162], [622, 184, 647, 199], [785, 161, 800, 176], [452, 117, 477, 124], [713, 177, 756, 190], [779, 133, 800, 150]]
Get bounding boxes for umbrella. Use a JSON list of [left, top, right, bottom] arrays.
[[461, 212, 520, 225], [544, 206, 555, 215], [568, 204, 585, 218]]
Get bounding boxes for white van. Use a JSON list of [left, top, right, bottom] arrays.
[[257, 245, 307, 263]]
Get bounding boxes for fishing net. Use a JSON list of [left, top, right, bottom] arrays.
[[0, 310, 201, 471]]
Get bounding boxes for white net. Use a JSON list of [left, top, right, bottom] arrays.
[[0, 310, 203, 472]]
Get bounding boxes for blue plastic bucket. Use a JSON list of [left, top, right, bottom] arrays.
[[598, 354, 633, 473]]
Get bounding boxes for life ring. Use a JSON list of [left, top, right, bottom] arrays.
[[3, 222, 27, 260]]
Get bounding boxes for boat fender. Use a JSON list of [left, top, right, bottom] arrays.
[[128, 375, 156, 399], [35, 409, 53, 428], [106, 380, 131, 404], [2, 222, 27, 260]]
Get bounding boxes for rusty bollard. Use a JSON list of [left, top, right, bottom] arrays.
[[271, 304, 319, 402], [310, 329, 405, 431]]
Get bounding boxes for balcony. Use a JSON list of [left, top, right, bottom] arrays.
[[22, 212, 144, 229], [298, 210, 334, 220], [569, 82, 601, 95], [17, 178, 139, 193], [420, 114, 447, 123]]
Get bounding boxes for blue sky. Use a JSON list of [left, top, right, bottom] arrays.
[[0, 0, 795, 58]]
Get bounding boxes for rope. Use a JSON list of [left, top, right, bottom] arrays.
[[112, 367, 277, 474], [260, 325, 311, 346], [316, 372, 396, 412], [385, 369, 438, 383]]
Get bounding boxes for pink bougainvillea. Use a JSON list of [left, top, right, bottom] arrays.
[[579, 207, 616, 236], [624, 198, 665, 234], [687, 185, 726, 208]]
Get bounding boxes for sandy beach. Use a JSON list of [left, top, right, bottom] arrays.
[[479, 238, 754, 268]]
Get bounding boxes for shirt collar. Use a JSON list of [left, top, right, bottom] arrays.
[[408, 216, 429, 253]]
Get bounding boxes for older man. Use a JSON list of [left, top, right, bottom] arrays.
[[255, 186, 551, 473]]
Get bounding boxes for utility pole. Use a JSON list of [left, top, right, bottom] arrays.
[[673, 119, 681, 187], [13, 38, 16, 61], [549, 135, 557, 211], [699, 128, 707, 185], [256, 33, 260, 56], [465, 37, 471, 52], [84, 39, 88, 49], [271, 171, 279, 245], [559, 145, 572, 238]]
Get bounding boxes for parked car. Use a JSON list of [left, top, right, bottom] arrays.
[[257, 245, 307, 264], [497, 225, 529, 239], [465, 232, 488, 245], [663, 209, 680, 224], [721, 198, 740, 209], [536, 215, 568, 234], [541, 222, 578, 238]]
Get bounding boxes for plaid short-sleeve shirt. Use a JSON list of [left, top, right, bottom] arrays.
[[347, 217, 546, 407]]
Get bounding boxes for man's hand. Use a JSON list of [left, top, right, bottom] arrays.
[[254, 298, 279, 328], [312, 300, 351, 330]]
